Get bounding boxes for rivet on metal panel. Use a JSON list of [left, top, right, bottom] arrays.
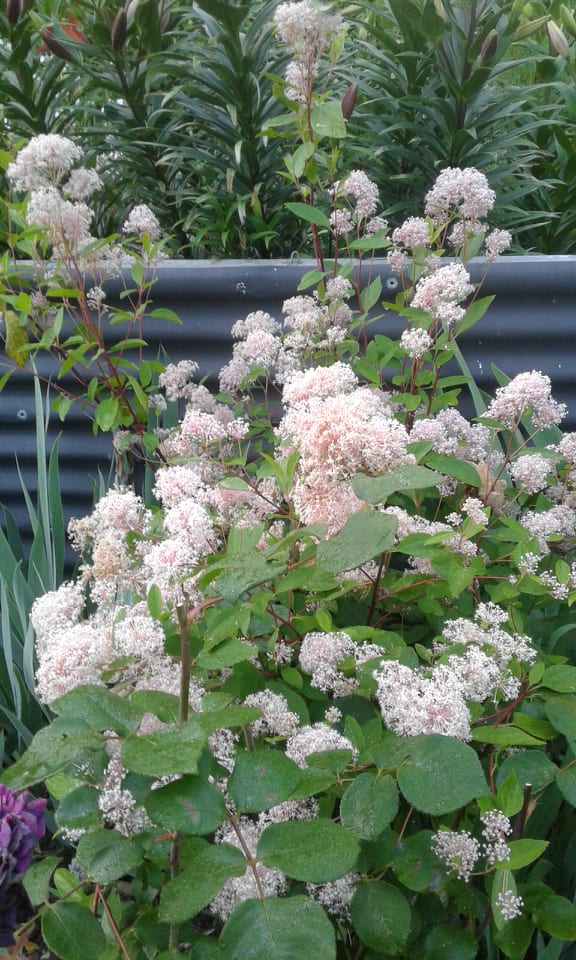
[[16, 409, 28, 420], [236, 282, 247, 296], [385, 277, 399, 290]]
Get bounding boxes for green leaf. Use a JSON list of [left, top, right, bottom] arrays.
[[197, 638, 258, 669], [121, 725, 207, 777], [56, 785, 101, 832], [397, 735, 488, 815], [424, 924, 478, 960], [350, 881, 411, 953], [471, 725, 545, 747], [147, 583, 164, 620], [493, 916, 534, 958], [284, 202, 331, 229], [544, 695, 576, 738], [159, 840, 246, 923], [41, 902, 107, 960], [51, 684, 137, 735], [496, 750, 558, 793], [351, 465, 442, 504], [257, 819, 360, 882], [423, 453, 481, 486], [540, 664, 576, 693], [0, 722, 103, 789], [146, 775, 227, 835], [130, 690, 179, 725], [23, 856, 62, 906], [311, 100, 347, 139], [316, 510, 397, 573], [359, 276, 382, 314], [75, 828, 144, 883], [533, 893, 576, 939], [228, 749, 303, 813], [556, 764, 576, 806], [495, 839, 548, 870], [496, 770, 524, 817], [219, 896, 335, 960], [392, 830, 441, 893], [340, 773, 398, 840], [94, 396, 119, 432], [289, 141, 315, 179]]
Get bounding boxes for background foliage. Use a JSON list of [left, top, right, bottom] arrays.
[[1, 0, 576, 255]]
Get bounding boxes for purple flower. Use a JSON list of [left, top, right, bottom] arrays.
[[0, 785, 46, 945]]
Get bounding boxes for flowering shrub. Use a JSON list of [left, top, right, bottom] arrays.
[[3, 3, 576, 959]]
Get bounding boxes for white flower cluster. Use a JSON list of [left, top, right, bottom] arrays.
[[7, 134, 126, 272], [411, 263, 474, 328], [278, 362, 415, 534], [432, 811, 515, 884], [274, 0, 342, 104], [485, 370, 567, 431], [374, 605, 535, 740], [299, 630, 383, 696]]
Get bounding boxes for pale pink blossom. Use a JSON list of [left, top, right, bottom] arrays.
[[411, 263, 474, 327], [122, 204, 162, 241], [485, 371, 567, 430], [392, 217, 430, 249], [425, 167, 496, 225], [337, 170, 380, 220], [7, 134, 83, 191]]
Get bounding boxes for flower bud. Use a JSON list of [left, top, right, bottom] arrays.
[[548, 19, 571, 59], [111, 7, 127, 51], [512, 15, 551, 41], [561, 3, 576, 39], [39, 28, 76, 61], [5, 0, 20, 26], [480, 29, 498, 64], [341, 83, 358, 120]]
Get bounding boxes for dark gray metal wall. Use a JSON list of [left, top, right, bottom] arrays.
[[1, 255, 575, 552]]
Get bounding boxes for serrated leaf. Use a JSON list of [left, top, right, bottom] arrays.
[[316, 510, 397, 573], [340, 773, 398, 840], [75, 828, 144, 883], [397, 735, 488, 815], [23, 856, 62, 906], [228, 750, 302, 813], [159, 840, 246, 923], [121, 725, 207, 777], [219, 896, 335, 960], [350, 881, 411, 953], [424, 924, 478, 960], [51, 684, 137, 735], [42, 902, 107, 960], [146, 775, 227, 835], [544, 695, 576, 739], [392, 830, 441, 893], [257, 819, 360, 882], [533, 894, 576, 939], [197, 638, 257, 669], [56, 785, 101, 832], [540, 664, 576, 693]]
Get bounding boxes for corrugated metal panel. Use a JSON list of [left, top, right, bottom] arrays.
[[1, 255, 575, 549]]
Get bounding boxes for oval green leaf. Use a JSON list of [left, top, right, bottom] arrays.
[[257, 819, 360, 882], [397, 735, 488, 815]]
